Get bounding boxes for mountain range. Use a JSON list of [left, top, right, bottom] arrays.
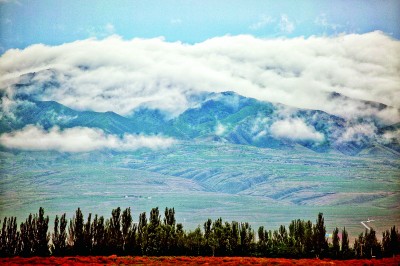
[[1, 85, 399, 156]]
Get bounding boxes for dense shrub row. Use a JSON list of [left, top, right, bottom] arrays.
[[0, 207, 399, 258]]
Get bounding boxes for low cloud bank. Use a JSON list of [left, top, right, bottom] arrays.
[[0, 31, 399, 123], [270, 119, 324, 142], [0, 125, 177, 152], [338, 123, 377, 143]]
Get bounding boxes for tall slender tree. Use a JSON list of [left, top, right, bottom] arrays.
[[146, 207, 162, 255], [313, 213, 328, 258], [303, 220, 314, 257], [83, 213, 93, 255], [34, 207, 50, 256], [121, 207, 133, 254], [0, 217, 19, 257], [341, 227, 350, 258], [203, 218, 213, 256], [389, 226, 399, 256], [138, 212, 147, 255], [230, 221, 240, 255], [92, 215, 106, 255], [51, 214, 67, 256], [364, 228, 380, 258], [19, 214, 34, 257], [331, 227, 340, 259], [69, 208, 84, 254], [107, 207, 123, 254]]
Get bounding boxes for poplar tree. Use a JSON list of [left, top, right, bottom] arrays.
[[332, 227, 340, 259], [35, 207, 50, 256], [341, 227, 350, 259], [52, 214, 67, 256], [107, 207, 122, 254], [313, 213, 328, 258], [69, 208, 84, 254]]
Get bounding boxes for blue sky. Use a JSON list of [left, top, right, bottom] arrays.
[[0, 0, 399, 53]]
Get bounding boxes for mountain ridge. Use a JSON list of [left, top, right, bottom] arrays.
[[0, 90, 399, 156]]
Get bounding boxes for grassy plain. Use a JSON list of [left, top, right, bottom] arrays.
[[0, 141, 399, 239]]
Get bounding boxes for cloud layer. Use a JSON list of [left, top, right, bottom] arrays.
[[0, 31, 399, 122], [270, 118, 324, 142], [0, 125, 176, 152]]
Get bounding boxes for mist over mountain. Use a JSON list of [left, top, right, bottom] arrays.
[[1, 72, 399, 156], [1, 33, 399, 119]]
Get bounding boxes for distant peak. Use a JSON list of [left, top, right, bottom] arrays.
[[328, 91, 342, 99], [221, 91, 237, 96]]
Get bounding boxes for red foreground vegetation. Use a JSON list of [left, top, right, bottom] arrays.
[[1, 256, 400, 266]]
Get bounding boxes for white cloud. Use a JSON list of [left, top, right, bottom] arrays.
[[270, 118, 324, 142], [0, 125, 177, 152], [0, 32, 399, 124], [381, 129, 400, 144], [249, 15, 274, 30], [279, 14, 294, 34], [215, 122, 226, 136], [338, 123, 377, 143]]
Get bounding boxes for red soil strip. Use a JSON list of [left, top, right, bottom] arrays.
[[1, 255, 399, 265]]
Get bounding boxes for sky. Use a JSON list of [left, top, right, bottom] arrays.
[[0, 0, 399, 53]]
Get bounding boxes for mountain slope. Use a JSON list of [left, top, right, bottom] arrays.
[[1, 90, 399, 156]]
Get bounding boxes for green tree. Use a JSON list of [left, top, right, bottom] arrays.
[[230, 221, 240, 255], [68, 208, 84, 254], [121, 207, 134, 254], [203, 218, 214, 256], [186, 227, 203, 256], [51, 214, 67, 256], [364, 228, 381, 258], [341, 227, 350, 259], [303, 220, 314, 257], [390, 226, 400, 256], [289, 219, 305, 257], [223, 222, 233, 255], [83, 213, 93, 255], [331, 227, 340, 259], [382, 226, 399, 257], [164, 207, 176, 227], [107, 207, 123, 254], [146, 207, 162, 255], [162, 207, 177, 255], [19, 214, 34, 257], [212, 218, 225, 256], [35, 207, 50, 256], [137, 212, 147, 255], [354, 233, 364, 258], [0, 217, 19, 257], [239, 222, 254, 256], [257, 226, 268, 256], [313, 213, 328, 258], [92, 215, 106, 255], [18, 208, 50, 257], [176, 223, 186, 255]]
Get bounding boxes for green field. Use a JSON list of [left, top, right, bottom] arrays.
[[0, 141, 399, 239]]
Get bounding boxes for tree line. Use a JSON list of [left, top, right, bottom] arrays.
[[0, 207, 399, 258]]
